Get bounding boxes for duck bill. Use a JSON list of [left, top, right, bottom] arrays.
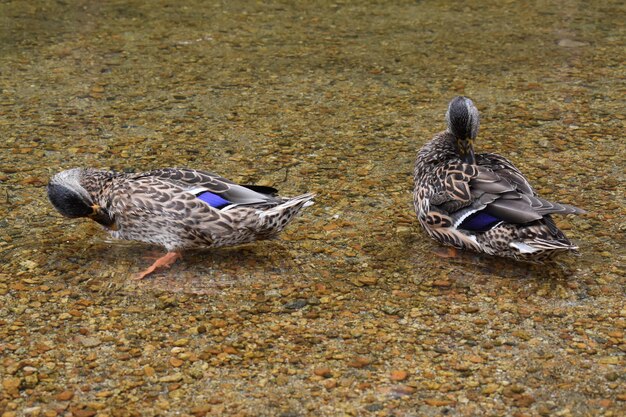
[[463, 146, 475, 164], [457, 138, 476, 164], [89, 205, 118, 230]]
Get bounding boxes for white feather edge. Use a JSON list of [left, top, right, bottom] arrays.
[[453, 208, 480, 228], [453, 207, 503, 230], [187, 187, 240, 212], [509, 241, 539, 253], [187, 186, 209, 195], [256, 195, 314, 218]]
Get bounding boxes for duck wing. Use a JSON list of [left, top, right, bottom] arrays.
[[476, 153, 585, 216], [132, 168, 280, 206], [433, 157, 583, 231], [476, 153, 534, 195]]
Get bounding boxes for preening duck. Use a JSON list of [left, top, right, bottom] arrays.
[[413, 96, 584, 261], [48, 168, 314, 279]]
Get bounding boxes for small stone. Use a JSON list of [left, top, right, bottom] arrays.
[[482, 384, 499, 395], [313, 367, 332, 378], [159, 374, 183, 383], [512, 330, 531, 341], [347, 357, 372, 368], [283, 299, 308, 310], [432, 280, 451, 287], [173, 338, 189, 347], [210, 319, 227, 328], [394, 385, 416, 395], [56, 390, 74, 401], [357, 276, 378, 286], [77, 336, 102, 348], [20, 260, 38, 270], [395, 226, 412, 238], [510, 384, 526, 394], [170, 358, 184, 367], [390, 370, 409, 381], [467, 355, 485, 364], [2, 377, 21, 395], [323, 379, 337, 389]]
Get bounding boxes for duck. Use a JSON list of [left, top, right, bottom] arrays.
[[48, 167, 314, 279], [413, 96, 585, 261]]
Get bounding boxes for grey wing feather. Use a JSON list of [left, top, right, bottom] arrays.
[[438, 155, 584, 226], [476, 153, 534, 195], [485, 199, 543, 223], [476, 154, 584, 215], [135, 168, 279, 205]]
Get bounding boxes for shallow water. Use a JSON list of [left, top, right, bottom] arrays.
[[1, 1, 624, 416]]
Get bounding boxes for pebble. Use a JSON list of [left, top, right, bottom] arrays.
[[159, 374, 183, 383], [173, 338, 190, 347], [56, 391, 74, 401], [77, 336, 102, 348], [357, 276, 378, 286], [390, 370, 409, 381], [482, 384, 499, 395], [313, 367, 332, 378], [2, 377, 21, 396], [323, 379, 337, 389], [283, 299, 308, 310], [395, 226, 412, 238], [169, 358, 184, 367], [348, 357, 372, 368]]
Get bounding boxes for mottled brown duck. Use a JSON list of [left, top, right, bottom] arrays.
[[48, 168, 314, 279], [413, 96, 584, 261]]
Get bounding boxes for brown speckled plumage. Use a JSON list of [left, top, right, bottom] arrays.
[[413, 96, 585, 261], [48, 167, 314, 276]]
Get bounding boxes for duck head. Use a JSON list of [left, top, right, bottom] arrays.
[[47, 168, 116, 228], [445, 96, 480, 164]]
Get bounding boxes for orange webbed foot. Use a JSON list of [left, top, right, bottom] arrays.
[[132, 251, 182, 280]]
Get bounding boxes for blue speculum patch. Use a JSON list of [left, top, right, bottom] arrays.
[[197, 191, 231, 209], [460, 211, 501, 232]]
